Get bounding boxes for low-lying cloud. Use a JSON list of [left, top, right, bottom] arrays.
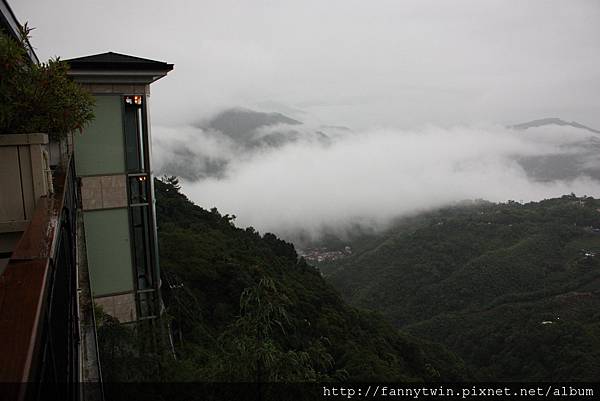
[[153, 122, 600, 241]]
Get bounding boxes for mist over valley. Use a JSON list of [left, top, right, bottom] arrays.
[[153, 109, 600, 246]]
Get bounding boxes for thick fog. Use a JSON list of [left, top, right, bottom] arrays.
[[12, 0, 600, 239], [153, 122, 600, 238]]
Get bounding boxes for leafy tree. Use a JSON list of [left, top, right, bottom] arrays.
[[0, 26, 94, 137], [209, 278, 319, 382], [148, 177, 468, 383]]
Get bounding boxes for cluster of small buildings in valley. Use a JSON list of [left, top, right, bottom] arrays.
[[582, 250, 597, 258], [541, 316, 561, 326], [299, 246, 352, 263]]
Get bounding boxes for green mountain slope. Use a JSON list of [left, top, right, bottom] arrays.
[[322, 196, 600, 380], [153, 177, 467, 382]]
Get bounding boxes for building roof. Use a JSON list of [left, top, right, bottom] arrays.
[[65, 51, 173, 72], [65, 52, 173, 84]]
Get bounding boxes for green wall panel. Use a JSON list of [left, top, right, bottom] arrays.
[[84, 208, 134, 296], [75, 95, 125, 176]]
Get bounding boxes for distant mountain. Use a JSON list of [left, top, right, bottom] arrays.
[[159, 107, 335, 181], [204, 107, 302, 141], [510, 117, 600, 135], [320, 196, 600, 380], [320, 124, 352, 132], [202, 107, 316, 151], [510, 118, 600, 182], [159, 146, 229, 182]]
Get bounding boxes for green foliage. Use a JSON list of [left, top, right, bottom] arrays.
[[203, 278, 321, 382], [0, 27, 94, 137], [95, 305, 171, 382], [153, 177, 468, 382], [324, 196, 600, 380]]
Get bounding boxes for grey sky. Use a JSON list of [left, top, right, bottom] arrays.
[[12, 0, 600, 130]]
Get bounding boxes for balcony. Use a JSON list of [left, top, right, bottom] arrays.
[[0, 154, 101, 401]]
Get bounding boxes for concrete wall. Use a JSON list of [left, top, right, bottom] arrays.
[[80, 175, 127, 210], [74, 95, 126, 176], [83, 208, 134, 296], [0, 134, 50, 226], [78, 84, 149, 96], [0, 134, 51, 272], [94, 293, 137, 323]]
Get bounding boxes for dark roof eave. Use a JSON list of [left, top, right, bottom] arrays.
[[65, 52, 173, 73], [65, 52, 173, 84], [67, 62, 174, 72]]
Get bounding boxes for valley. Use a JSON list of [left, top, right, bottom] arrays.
[[317, 196, 600, 380]]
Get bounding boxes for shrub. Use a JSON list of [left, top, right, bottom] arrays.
[[0, 26, 94, 138]]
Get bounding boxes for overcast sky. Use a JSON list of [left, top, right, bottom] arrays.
[[12, 0, 600, 130]]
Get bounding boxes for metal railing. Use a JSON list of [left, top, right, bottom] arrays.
[[0, 155, 80, 401]]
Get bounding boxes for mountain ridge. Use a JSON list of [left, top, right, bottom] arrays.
[[202, 107, 302, 140], [320, 195, 600, 380], [510, 117, 600, 134]]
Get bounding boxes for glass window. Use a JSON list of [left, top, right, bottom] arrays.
[[138, 291, 156, 318], [131, 206, 153, 290], [129, 175, 149, 204], [123, 96, 145, 172]]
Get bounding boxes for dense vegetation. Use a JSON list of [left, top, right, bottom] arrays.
[[97, 178, 600, 384], [321, 196, 600, 380], [0, 28, 94, 137], [149, 176, 467, 382]]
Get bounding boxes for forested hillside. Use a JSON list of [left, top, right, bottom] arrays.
[[322, 196, 600, 380], [151, 177, 467, 381]]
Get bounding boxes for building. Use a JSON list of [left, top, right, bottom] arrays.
[[66, 52, 173, 323], [0, 1, 173, 398]]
